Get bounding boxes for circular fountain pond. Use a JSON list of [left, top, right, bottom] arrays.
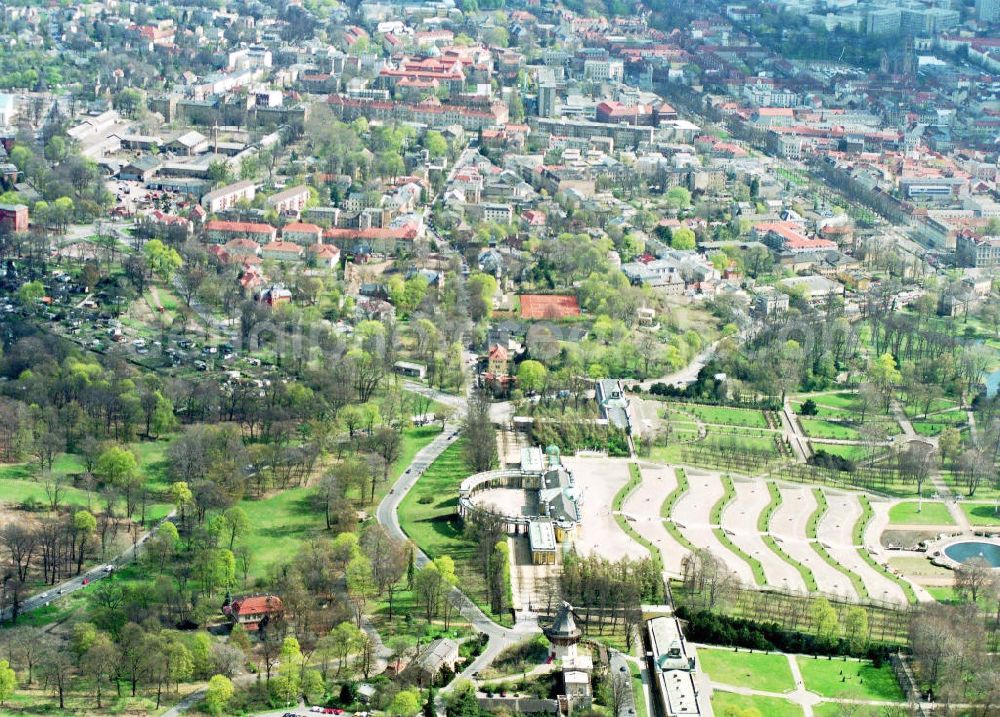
[[943, 541, 1000, 567]]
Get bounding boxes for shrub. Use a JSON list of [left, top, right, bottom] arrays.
[[808, 449, 855, 473]]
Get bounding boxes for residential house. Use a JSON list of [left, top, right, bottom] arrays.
[[261, 240, 304, 262], [306, 243, 341, 269], [224, 594, 283, 631], [258, 285, 292, 307], [205, 220, 276, 244], [411, 638, 460, 687], [281, 221, 323, 245], [323, 225, 420, 254], [266, 185, 311, 215], [201, 180, 257, 212]]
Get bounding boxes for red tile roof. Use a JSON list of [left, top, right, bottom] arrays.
[[282, 222, 322, 235], [206, 220, 276, 234], [230, 594, 283, 617], [262, 241, 303, 254]]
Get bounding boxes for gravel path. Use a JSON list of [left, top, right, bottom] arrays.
[[724, 480, 806, 592], [626, 463, 688, 575], [673, 470, 756, 584], [771, 485, 858, 600], [818, 492, 908, 604], [567, 456, 638, 562]]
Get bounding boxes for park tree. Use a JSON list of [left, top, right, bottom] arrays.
[[898, 441, 936, 505], [302, 668, 325, 704], [0, 660, 15, 706], [169, 481, 193, 527], [414, 563, 446, 623], [94, 446, 138, 488], [216, 506, 250, 550], [868, 353, 901, 409], [143, 239, 183, 281], [16, 280, 44, 308], [82, 634, 117, 708], [389, 688, 422, 716], [204, 674, 234, 716], [666, 186, 692, 213], [517, 360, 547, 394], [72, 510, 96, 574], [424, 130, 448, 158], [842, 606, 869, 654], [463, 389, 497, 472], [938, 428, 961, 468], [670, 227, 696, 250], [605, 669, 632, 717], [955, 557, 994, 604], [811, 597, 838, 643]]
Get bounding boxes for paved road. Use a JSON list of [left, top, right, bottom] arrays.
[[1, 511, 175, 622], [629, 342, 717, 391], [609, 649, 639, 717]]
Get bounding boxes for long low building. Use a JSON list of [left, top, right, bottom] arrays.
[[205, 220, 277, 244], [202, 179, 257, 213], [646, 616, 701, 717]]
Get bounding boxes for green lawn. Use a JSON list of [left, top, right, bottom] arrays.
[[903, 397, 961, 418], [687, 404, 769, 429], [398, 441, 510, 626], [941, 472, 1000, 501], [798, 418, 862, 441], [796, 656, 905, 701], [791, 401, 857, 420], [697, 647, 795, 693], [926, 585, 958, 604], [129, 439, 173, 492], [961, 503, 1000, 526], [809, 442, 868, 462], [802, 392, 862, 411], [238, 487, 326, 580], [710, 691, 803, 717], [0, 477, 95, 509], [888, 501, 956, 526]]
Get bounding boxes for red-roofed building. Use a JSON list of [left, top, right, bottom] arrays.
[[328, 94, 508, 132], [753, 222, 837, 254], [306, 243, 341, 269], [282, 222, 323, 245], [148, 210, 192, 235], [225, 594, 283, 630], [205, 220, 277, 244], [224, 237, 261, 258], [754, 107, 795, 126], [261, 241, 304, 262], [482, 344, 515, 395]]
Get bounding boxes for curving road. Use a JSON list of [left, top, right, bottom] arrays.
[[1, 511, 175, 623], [375, 419, 540, 691]]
